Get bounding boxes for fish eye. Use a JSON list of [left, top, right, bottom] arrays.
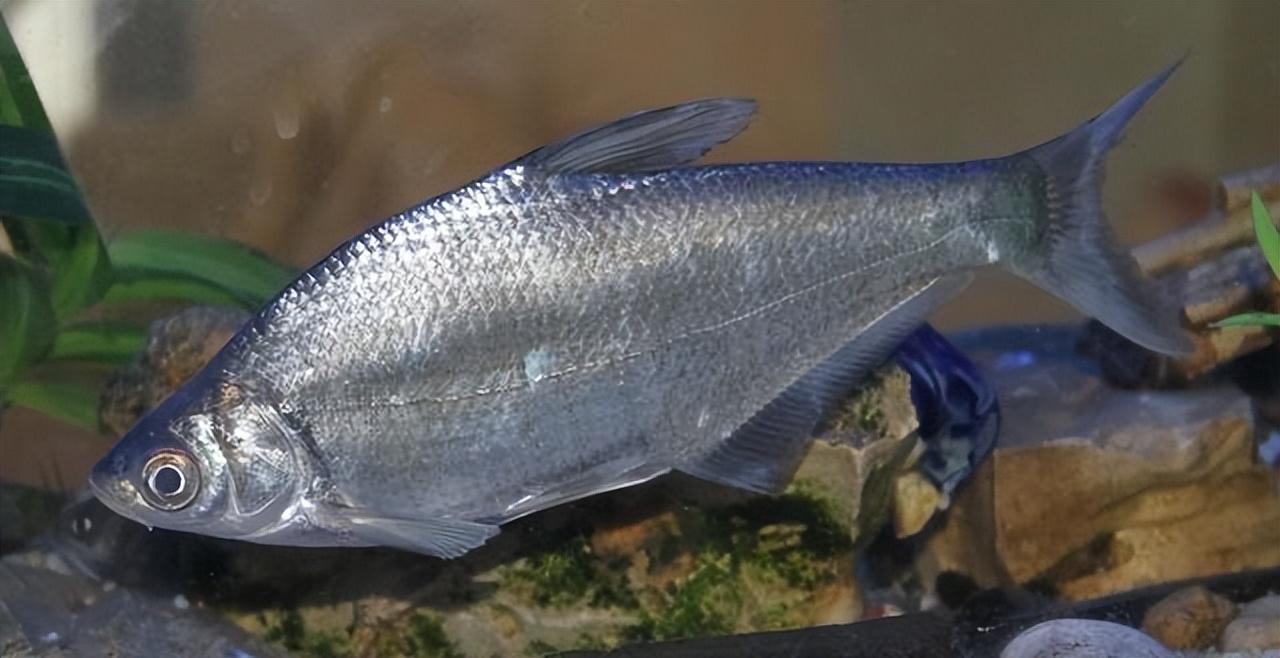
[[141, 450, 201, 511]]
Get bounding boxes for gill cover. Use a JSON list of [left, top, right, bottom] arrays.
[[199, 382, 299, 517]]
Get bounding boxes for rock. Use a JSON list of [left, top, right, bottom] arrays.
[[0, 561, 286, 658], [1141, 585, 1235, 650], [999, 619, 1174, 658], [0, 483, 63, 554], [1220, 594, 1280, 651], [893, 469, 942, 538], [98, 305, 249, 436], [919, 326, 1280, 601], [793, 363, 919, 550], [948, 566, 1280, 657]]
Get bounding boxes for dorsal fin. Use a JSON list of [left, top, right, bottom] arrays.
[[519, 98, 756, 175]]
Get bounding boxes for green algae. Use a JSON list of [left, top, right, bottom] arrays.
[[502, 536, 638, 610], [826, 372, 890, 436], [256, 608, 460, 658], [623, 487, 854, 641], [404, 614, 463, 658], [260, 609, 351, 658], [627, 552, 740, 641]]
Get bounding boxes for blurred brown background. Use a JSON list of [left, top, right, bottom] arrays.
[[2, 0, 1279, 490]]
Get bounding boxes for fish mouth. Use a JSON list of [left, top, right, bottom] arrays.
[[87, 466, 142, 522]]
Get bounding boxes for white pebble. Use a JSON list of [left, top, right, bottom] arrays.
[[172, 594, 190, 610], [1001, 619, 1173, 658], [1221, 594, 1280, 651]]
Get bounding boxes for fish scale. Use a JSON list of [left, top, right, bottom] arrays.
[[265, 164, 1011, 519]]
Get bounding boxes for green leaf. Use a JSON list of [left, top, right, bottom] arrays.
[[0, 17, 51, 131], [0, 255, 56, 390], [1252, 192, 1280, 281], [1212, 312, 1280, 328], [0, 124, 92, 224], [8, 218, 112, 320], [6, 377, 100, 431], [108, 230, 295, 307], [100, 271, 256, 308], [49, 322, 147, 365]]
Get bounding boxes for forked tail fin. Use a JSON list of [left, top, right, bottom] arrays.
[[1009, 62, 1195, 356]]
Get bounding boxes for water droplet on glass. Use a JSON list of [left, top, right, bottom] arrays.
[[230, 129, 251, 155], [273, 102, 300, 140], [250, 179, 274, 206], [379, 96, 393, 113]]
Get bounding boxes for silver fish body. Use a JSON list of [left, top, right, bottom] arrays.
[[91, 66, 1192, 557], [259, 161, 1019, 514]]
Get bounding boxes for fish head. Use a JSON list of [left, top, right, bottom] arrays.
[[90, 375, 305, 540]]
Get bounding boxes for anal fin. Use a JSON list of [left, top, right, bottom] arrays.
[[681, 274, 973, 495]]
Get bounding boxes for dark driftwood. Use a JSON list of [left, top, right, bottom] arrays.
[[557, 566, 1280, 658], [1085, 163, 1280, 387], [556, 613, 953, 658]]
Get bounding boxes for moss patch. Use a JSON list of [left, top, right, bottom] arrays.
[[260, 609, 351, 658], [501, 536, 638, 610], [403, 614, 463, 658], [624, 487, 854, 642], [827, 373, 890, 436]]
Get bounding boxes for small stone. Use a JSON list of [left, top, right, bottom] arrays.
[[893, 470, 942, 538], [1220, 594, 1280, 651], [173, 594, 190, 610], [1000, 619, 1174, 658], [1141, 585, 1235, 649]]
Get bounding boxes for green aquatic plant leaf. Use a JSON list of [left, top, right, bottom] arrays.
[[100, 273, 256, 308], [49, 322, 147, 365], [1213, 312, 1280, 328], [7, 218, 113, 320], [0, 255, 55, 390], [1214, 192, 1280, 329], [0, 19, 111, 319], [5, 377, 99, 431], [107, 230, 295, 308], [1253, 191, 1280, 281], [0, 124, 93, 224], [0, 17, 51, 131]]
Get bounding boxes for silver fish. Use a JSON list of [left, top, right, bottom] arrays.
[[90, 65, 1192, 557]]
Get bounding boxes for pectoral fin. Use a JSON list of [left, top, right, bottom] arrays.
[[681, 274, 973, 495], [344, 513, 500, 558]]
